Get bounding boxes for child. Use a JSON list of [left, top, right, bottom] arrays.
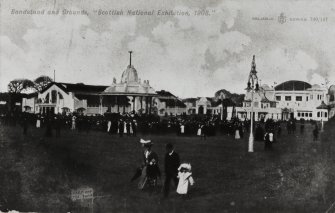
[[177, 163, 194, 196]]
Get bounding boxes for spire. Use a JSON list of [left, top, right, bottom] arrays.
[[129, 51, 133, 66], [251, 55, 257, 75]]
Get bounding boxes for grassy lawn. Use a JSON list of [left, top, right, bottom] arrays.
[[0, 121, 334, 213]]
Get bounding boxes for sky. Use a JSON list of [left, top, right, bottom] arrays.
[[1, 0, 335, 98]]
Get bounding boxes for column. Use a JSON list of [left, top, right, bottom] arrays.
[[99, 95, 103, 115], [116, 96, 119, 113], [140, 96, 143, 111], [123, 96, 126, 113], [149, 97, 152, 114]]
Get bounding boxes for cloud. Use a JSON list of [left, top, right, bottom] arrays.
[[3, 0, 335, 99], [0, 12, 137, 90]]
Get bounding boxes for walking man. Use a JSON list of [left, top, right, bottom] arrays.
[[164, 143, 180, 197]]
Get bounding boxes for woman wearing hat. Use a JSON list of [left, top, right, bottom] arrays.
[[136, 139, 161, 189]]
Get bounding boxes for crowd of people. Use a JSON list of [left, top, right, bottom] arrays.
[[0, 111, 321, 143]]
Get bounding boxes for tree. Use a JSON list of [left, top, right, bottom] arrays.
[[34, 75, 53, 92], [7, 79, 35, 93]]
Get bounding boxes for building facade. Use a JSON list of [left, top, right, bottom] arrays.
[[183, 97, 235, 120], [21, 52, 188, 116], [153, 90, 186, 116], [235, 56, 330, 121]]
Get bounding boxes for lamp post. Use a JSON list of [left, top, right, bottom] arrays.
[[246, 55, 260, 153]]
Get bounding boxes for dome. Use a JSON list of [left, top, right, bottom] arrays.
[[121, 65, 138, 83], [329, 85, 335, 102], [274, 80, 311, 91]]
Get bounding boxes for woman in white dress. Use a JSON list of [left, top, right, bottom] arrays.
[[124, 121, 127, 135], [235, 128, 240, 140], [107, 120, 111, 132], [36, 115, 41, 128], [177, 163, 194, 195], [197, 124, 202, 136], [180, 124, 185, 134]]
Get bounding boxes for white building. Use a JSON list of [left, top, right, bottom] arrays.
[[153, 90, 186, 116], [235, 55, 329, 121], [236, 84, 281, 121], [274, 81, 329, 121], [183, 97, 235, 120], [22, 52, 157, 115], [22, 82, 109, 115]]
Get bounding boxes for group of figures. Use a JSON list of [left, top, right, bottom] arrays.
[[131, 140, 194, 197], [1, 111, 323, 144]]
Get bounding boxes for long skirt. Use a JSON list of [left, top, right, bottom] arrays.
[[138, 166, 147, 189], [36, 119, 41, 128], [235, 130, 240, 139], [197, 128, 201, 136], [107, 121, 111, 132]]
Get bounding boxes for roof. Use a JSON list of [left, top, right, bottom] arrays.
[[0, 92, 29, 101], [25, 92, 38, 98], [156, 90, 176, 98], [261, 97, 272, 103], [41, 82, 109, 94], [317, 101, 329, 109], [212, 98, 235, 107], [159, 98, 186, 107], [183, 98, 197, 103], [274, 80, 312, 91]]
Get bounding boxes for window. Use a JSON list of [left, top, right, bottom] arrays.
[[276, 96, 281, 101], [296, 96, 302, 101], [325, 112, 328, 118], [306, 96, 309, 101], [317, 112, 320, 117], [298, 112, 301, 117], [58, 92, 63, 99], [51, 90, 57, 103], [305, 113, 308, 117], [330, 95, 335, 102], [45, 93, 50, 103], [285, 96, 291, 101], [309, 113, 312, 117]]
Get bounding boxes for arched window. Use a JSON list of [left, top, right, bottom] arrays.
[[330, 95, 335, 102], [51, 90, 57, 103], [45, 93, 50, 103], [317, 112, 320, 117], [58, 92, 63, 99]]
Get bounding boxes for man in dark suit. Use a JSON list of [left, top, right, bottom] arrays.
[[164, 143, 180, 197]]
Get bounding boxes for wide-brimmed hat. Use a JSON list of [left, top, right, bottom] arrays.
[[178, 163, 191, 171], [140, 139, 153, 146]]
